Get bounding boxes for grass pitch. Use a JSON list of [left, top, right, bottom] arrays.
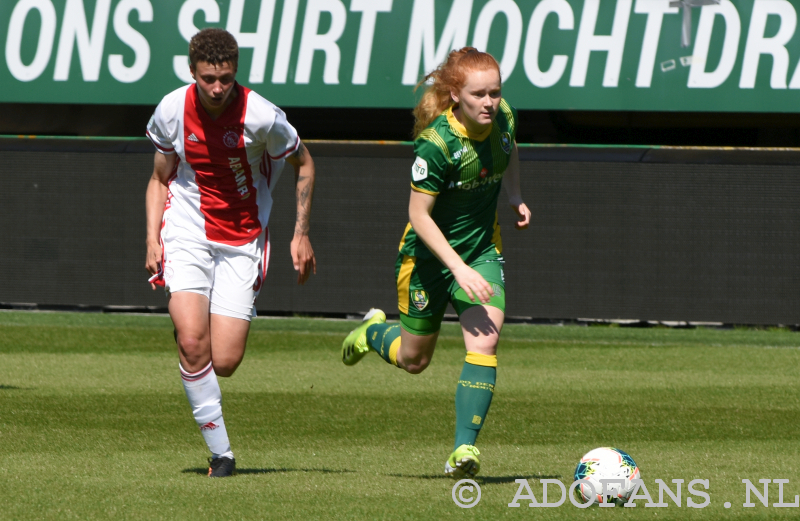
[[1, 311, 799, 520]]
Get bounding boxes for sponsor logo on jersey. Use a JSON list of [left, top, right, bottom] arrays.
[[187, 133, 199, 142], [452, 145, 468, 161], [228, 157, 250, 199], [412, 156, 428, 181], [412, 290, 429, 311], [223, 130, 240, 148], [447, 171, 504, 191], [501, 132, 512, 154], [200, 422, 218, 431]]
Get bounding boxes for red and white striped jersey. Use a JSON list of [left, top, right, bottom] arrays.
[[147, 83, 299, 245]]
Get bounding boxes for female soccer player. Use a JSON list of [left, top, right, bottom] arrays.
[[145, 29, 316, 477], [341, 47, 530, 479]]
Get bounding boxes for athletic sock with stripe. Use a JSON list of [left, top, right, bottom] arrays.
[[454, 353, 497, 449], [366, 323, 402, 366], [180, 361, 233, 459]]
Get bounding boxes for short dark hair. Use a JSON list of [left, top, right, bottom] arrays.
[[189, 28, 239, 70]]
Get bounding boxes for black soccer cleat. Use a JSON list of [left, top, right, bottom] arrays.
[[208, 456, 236, 478]]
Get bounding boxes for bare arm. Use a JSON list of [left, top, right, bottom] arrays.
[[145, 151, 176, 288], [502, 143, 531, 230], [408, 190, 493, 304], [285, 141, 316, 285]]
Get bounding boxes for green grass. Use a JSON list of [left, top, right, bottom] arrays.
[[1, 311, 799, 519]]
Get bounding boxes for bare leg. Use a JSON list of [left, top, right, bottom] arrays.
[[459, 305, 504, 355], [209, 314, 250, 377], [168, 291, 250, 376], [395, 329, 439, 374], [169, 292, 246, 462], [169, 291, 212, 371], [394, 304, 504, 373]]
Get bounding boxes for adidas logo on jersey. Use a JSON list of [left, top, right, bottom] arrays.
[[188, 133, 199, 142]]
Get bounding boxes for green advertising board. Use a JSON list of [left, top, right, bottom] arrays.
[[2, 0, 800, 111]]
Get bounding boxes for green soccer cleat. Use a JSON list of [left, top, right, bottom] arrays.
[[341, 309, 386, 366], [444, 444, 481, 479]]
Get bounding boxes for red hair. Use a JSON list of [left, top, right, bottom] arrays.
[[412, 47, 501, 138]]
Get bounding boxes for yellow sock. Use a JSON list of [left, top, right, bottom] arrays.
[[388, 337, 401, 366]]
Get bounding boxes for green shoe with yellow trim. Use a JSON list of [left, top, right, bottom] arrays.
[[341, 309, 386, 366], [444, 444, 481, 479]]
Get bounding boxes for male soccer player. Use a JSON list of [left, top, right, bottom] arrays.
[[144, 28, 316, 477]]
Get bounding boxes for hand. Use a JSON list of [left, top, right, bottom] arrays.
[[452, 264, 493, 304], [145, 240, 162, 290], [510, 201, 531, 230], [290, 234, 316, 285]]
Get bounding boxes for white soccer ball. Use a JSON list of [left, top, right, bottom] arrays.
[[573, 447, 640, 506]]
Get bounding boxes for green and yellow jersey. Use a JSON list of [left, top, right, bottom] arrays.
[[399, 99, 518, 262]]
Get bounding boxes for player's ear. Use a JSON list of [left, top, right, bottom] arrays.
[[189, 64, 196, 80], [450, 89, 459, 104]]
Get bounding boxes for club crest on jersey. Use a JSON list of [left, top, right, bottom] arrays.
[[480, 168, 488, 178], [412, 290, 429, 311], [223, 130, 240, 148], [501, 132, 512, 154]]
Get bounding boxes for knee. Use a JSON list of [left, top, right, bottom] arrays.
[[212, 355, 242, 377], [213, 362, 239, 378], [467, 335, 499, 356], [177, 334, 206, 365], [402, 354, 432, 374]]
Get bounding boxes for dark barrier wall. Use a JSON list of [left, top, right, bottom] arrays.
[[0, 138, 797, 325]]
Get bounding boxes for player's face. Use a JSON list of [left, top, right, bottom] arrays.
[[191, 60, 237, 115], [452, 68, 502, 134]]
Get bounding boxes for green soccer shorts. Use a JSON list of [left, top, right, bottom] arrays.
[[395, 246, 506, 335]]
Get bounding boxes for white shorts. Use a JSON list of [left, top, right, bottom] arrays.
[[160, 213, 270, 321]]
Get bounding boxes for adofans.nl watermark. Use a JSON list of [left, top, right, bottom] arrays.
[[452, 478, 800, 509]]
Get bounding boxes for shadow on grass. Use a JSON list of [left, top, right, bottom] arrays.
[[479, 474, 562, 485], [0, 385, 28, 390], [388, 473, 561, 484], [182, 467, 356, 476]]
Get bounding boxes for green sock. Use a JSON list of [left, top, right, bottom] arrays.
[[366, 323, 401, 365], [454, 357, 496, 449]]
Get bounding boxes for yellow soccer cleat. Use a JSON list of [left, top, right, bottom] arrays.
[[341, 309, 386, 366], [444, 444, 481, 479]]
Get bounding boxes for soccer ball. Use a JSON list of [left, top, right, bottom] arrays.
[[573, 447, 640, 506]]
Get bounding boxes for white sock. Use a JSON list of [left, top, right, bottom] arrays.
[[180, 361, 233, 459]]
